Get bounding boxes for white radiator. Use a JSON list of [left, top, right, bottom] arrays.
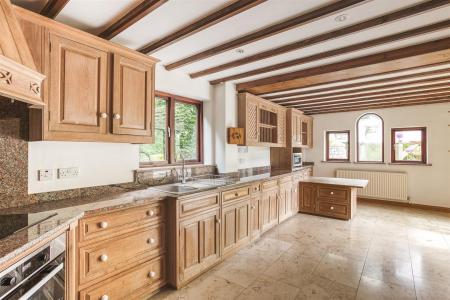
[[336, 169, 408, 202]]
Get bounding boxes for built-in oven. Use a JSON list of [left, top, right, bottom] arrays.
[[0, 234, 65, 300], [292, 153, 303, 169]]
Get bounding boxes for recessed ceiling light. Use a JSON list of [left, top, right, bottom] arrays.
[[335, 14, 347, 22], [235, 49, 244, 54]]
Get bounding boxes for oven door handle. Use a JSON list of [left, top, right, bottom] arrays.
[[18, 263, 64, 300]]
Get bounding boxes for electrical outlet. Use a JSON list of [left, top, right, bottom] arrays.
[[38, 169, 53, 181], [58, 167, 79, 179]]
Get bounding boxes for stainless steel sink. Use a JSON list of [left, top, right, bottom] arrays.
[[151, 184, 199, 194]]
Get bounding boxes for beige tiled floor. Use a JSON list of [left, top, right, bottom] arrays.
[[153, 202, 450, 300]]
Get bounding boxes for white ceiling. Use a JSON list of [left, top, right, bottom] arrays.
[[12, 0, 450, 88]]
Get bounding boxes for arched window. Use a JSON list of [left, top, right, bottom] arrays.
[[357, 113, 384, 162]]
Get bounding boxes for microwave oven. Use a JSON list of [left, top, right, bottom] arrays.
[[292, 153, 302, 169]]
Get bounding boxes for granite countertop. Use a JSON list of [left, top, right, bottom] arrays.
[[300, 176, 368, 188], [0, 165, 314, 267]]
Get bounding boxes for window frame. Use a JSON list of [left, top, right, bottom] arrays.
[[140, 91, 203, 167], [356, 113, 384, 163], [325, 130, 350, 162], [391, 127, 427, 165]]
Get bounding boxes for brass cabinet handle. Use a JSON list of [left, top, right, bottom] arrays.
[[330, 206, 335, 210], [330, 192, 334, 195], [100, 112, 108, 119], [101, 295, 109, 300], [148, 271, 156, 278], [147, 238, 156, 245], [147, 210, 155, 217], [113, 113, 121, 120]]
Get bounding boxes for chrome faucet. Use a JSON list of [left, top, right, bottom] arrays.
[[180, 153, 187, 184]]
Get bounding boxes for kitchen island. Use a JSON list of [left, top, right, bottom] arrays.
[[299, 176, 368, 220]]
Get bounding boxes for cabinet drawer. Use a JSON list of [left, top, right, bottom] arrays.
[[317, 202, 349, 218], [317, 186, 348, 202], [262, 179, 278, 191], [79, 223, 165, 286], [79, 255, 166, 300], [222, 186, 250, 204], [179, 192, 220, 218], [79, 202, 164, 243], [251, 183, 261, 194]]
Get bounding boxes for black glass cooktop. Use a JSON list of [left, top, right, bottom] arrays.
[[0, 213, 57, 240]]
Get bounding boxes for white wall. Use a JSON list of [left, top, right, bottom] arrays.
[[213, 82, 270, 173], [28, 142, 139, 193], [304, 102, 450, 208]]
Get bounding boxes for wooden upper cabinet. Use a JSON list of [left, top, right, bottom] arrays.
[[286, 108, 313, 148], [238, 92, 286, 147], [112, 54, 154, 139], [48, 33, 108, 134]]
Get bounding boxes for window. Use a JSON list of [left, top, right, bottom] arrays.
[[357, 113, 384, 162], [140, 92, 203, 166], [326, 131, 350, 161], [391, 127, 427, 164]]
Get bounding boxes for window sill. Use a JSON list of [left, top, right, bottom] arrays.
[[320, 160, 351, 163], [353, 161, 386, 165], [389, 162, 432, 166], [137, 162, 208, 171]]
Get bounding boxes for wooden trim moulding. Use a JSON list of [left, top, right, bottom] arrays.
[[40, 0, 70, 18], [139, 0, 267, 54], [237, 37, 450, 94], [206, 18, 450, 82], [164, 0, 365, 70], [99, 0, 168, 40], [358, 197, 450, 213]]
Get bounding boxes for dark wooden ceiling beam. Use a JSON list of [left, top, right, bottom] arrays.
[[237, 37, 450, 94], [192, 0, 450, 79], [302, 97, 450, 114], [99, 0, 167, 40], [274, 76, 450, 104], [292, 91, 450, 110], [40, 0, 69, 18], [138, 0, 267, 53], [207, 19, 450, 83], [164, 0, 366, 70], [264, 67, 450, 100]]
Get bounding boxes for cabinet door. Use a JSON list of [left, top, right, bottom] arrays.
[[299, 183, 316, 213], [291, 181, 299, 215], [277, 107, 286, 146], [179, 209, 220, 284], [250, 195, 261, 241], [222, 200, 250, 256], [48, 33, 108, 134], [279, 182, 292, 223], [112, 54, 154, 137], [246, 97, 259, 144], [261, 188, 278, 232]]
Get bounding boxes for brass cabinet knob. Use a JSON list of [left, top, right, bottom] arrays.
[[99, 254, 108, 262], [101, 295, 109, 300], [330, 206, 335, 210], [216, 219, 221, 224], [330, 192, 334, 195], [148, 271, 156, 278], [113, 113, 121, 120], [235, 193, 239, 197], [251, 205, 256, 210], [99, 221, 108, 229], [100, 112, 108, 119], [148, 238, 156, 245], [147, 210, 155, 217]]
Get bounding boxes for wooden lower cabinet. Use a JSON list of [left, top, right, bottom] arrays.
[[222, 198, 251, 258], [178, 209, 221, 286], [250, 193, 262, 241], [278, 179, 293, 223], [299, 183, 356, 220], [77, 200, 167, 299], [79, 256, 166, 300], [260, 187, 278, 233]]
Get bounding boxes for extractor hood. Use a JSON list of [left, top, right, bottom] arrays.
[[0, 0, 45, 106]]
